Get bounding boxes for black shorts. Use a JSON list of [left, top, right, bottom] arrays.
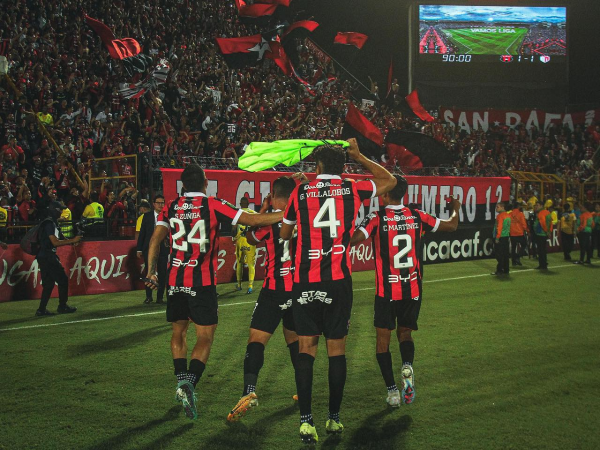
[[250, 288, 295, 334], [374, 295, 421, 331], [166, 285, 218, 326], [292, 279, 353, 339]]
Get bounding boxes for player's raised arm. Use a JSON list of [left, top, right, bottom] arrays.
[[346, 137, 396, 197], [436, 197, 461, 232]]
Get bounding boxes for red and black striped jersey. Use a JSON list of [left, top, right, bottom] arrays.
[[251, 215, 293, 292], [283, 175, 376, 283], [358, 205, 439, 300], [157, 192, 242, 288]]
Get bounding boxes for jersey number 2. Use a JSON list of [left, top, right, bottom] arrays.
[[392, 234, 414, 269], [170, 218, 209, 253]]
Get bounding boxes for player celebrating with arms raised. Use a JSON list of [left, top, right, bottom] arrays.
[[280, 138, 396, 444], [351, 175, 460, 406], [227, 176, 300, 421], [145, 164, 283, 420]]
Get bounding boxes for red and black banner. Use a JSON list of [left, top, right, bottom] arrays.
[[341, 103, 384, 160], [216, 34, 273, 69], [385, 129, 454, 171]]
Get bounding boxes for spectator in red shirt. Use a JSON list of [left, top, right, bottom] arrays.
[[17, 187, 37, 222], [1, 136, 25, 164]]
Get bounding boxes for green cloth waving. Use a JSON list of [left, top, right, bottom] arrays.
[[238, 139, 350, 172]]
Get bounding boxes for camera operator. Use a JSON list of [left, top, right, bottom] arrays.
[[35, 201, 82, 317]]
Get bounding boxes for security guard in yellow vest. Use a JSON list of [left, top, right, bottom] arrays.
[[82, 192, 105, 222], [82, 192, 105, 236], [59, 207, 74, 238], [0, 202, 7, 242]]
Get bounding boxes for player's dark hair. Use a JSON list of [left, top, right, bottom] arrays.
[[497, 201, 505, 209], [313, 144, 346, 175], [387, 175, 408, 201], [181, 164, 206, 192], [240, 197, 249, 207], [153, 194, 164, 203], [90, 192, 99, 202], [272, 176, 296, 199]]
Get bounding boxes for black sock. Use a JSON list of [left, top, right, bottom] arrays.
[[376, 351, 397, 390], [287, 340, 299, 369], [174, 358, 187, 382], [243, 342, 265, 395], [328, 355, 346, 418], [188, 359, 206, 387], [295, 353, 315, 424], [400, 340, 415, 366]]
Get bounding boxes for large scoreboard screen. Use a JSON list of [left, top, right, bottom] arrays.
[[410, 3, 569, 108], [418, 5, 567, 64]]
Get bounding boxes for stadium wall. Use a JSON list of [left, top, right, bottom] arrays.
[[0, 227, 572, 302]]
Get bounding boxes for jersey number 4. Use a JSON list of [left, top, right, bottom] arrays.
[[392, 234, 414, 269], [170, 218, 209, 253], [313, 198, 341, 238]]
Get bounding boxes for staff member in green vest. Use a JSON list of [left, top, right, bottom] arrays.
[[533, 202, 553, 270], [491, 202, 511, 275], [574, 202, 595, 265]]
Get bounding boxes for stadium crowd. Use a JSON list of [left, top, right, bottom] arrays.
[[0, 0, 598, 240]]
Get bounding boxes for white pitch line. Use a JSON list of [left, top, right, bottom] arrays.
[[0, 300, 256, 333], [353, 263, 576, 291], [0, 264, 579, 332]]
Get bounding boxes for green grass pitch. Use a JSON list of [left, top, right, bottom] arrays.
[[1, 253, 599, 449], [442, 27, 529, 55]]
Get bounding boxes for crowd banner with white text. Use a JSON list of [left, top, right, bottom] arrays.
[[440, 107, 600, 132], [161, 169, 512, 227]]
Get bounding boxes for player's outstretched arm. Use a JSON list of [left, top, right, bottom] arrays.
[[238, 210, 283, 228], [346, 137, 396, 197], [350, 229, 368, 246], [437, 197, 461, 232]]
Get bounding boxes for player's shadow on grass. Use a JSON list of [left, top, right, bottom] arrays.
[[342, 408, 412, 449], [67, 325, 166, 358], [0, 303, 166, 328], [87, 406, 191, 450], [202, 404, 297, 449]]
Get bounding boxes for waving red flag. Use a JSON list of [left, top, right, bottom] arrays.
[[405, 89, 434, 122], [334, 32, 368, 49], [235, 0, 278, 17], [85, 15, 141, 60], [282, 20, 319, 38]]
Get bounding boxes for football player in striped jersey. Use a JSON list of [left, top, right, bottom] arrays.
[[145, 164, 283, 420], [351, 175, 460, 406]]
